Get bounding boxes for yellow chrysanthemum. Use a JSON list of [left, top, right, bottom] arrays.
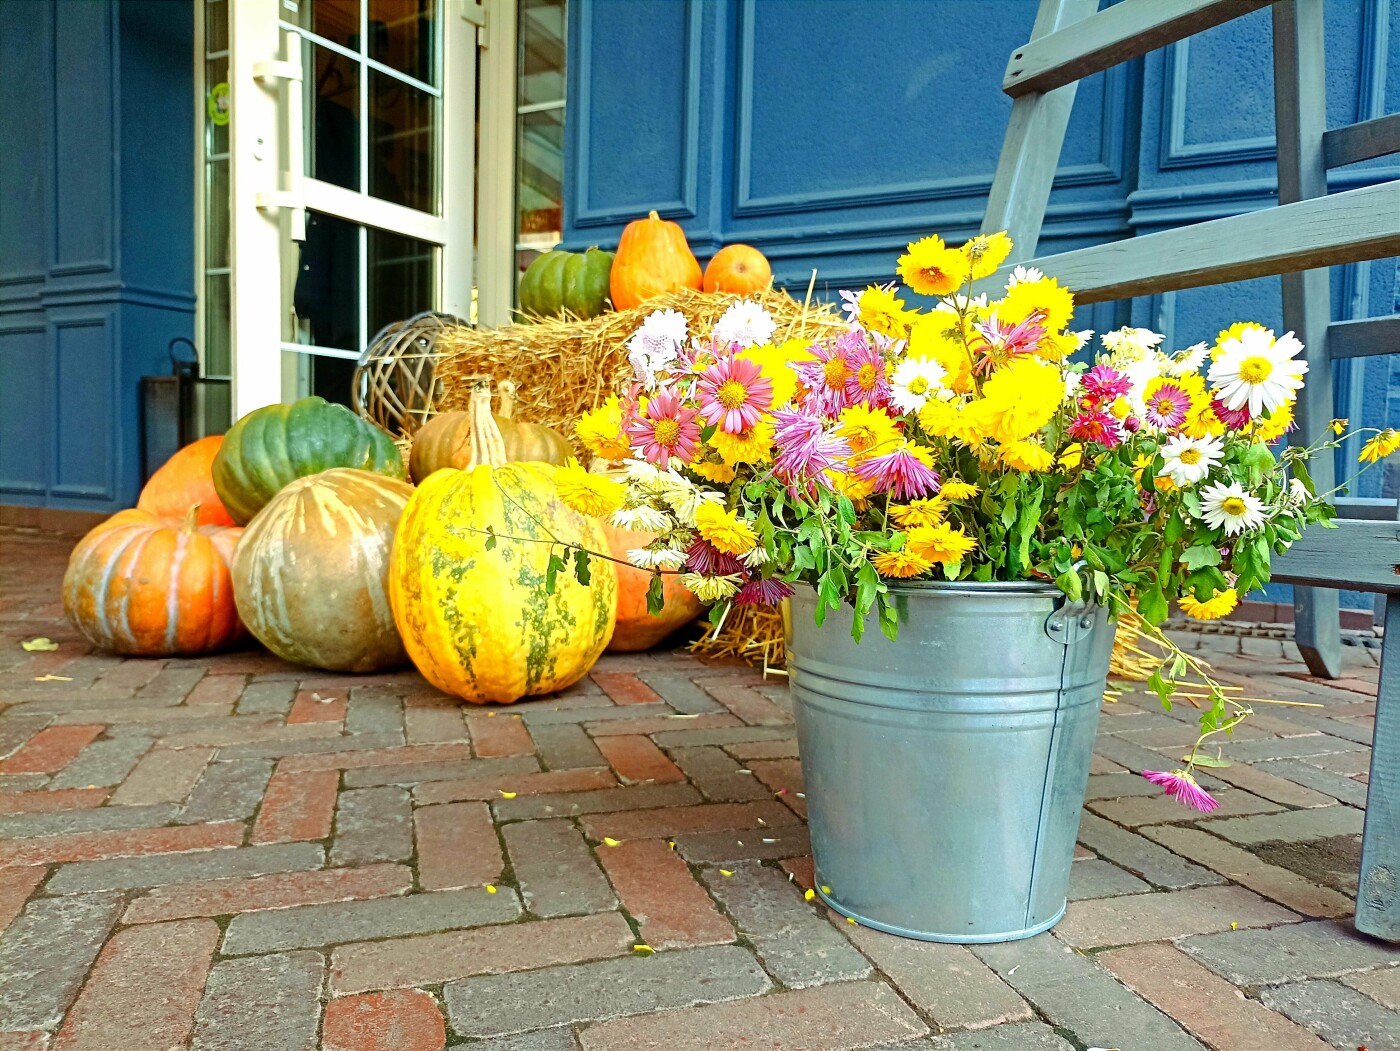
[[738, 340, 808, 409], [919, 398, 996, 445], [980, 357, 1065, 443], [1058, 443, 1083, 469], [959, 231, 1013, 281], [872, 547, 934, 579], [575, 397, 631, 462], [938, 480, 979, 501], [889, 498, 946, 528], [1176, 372, 1224, 439], [898, 235, 969, 297], [837, 405, 903, 459], [828, 469, 878, 502], [855, 285, 916, 340], [1179, 588, 1238, 621], [710, 422, 773, 466], [690, 461, 736, 484], [908, 313, 975, 393], [996, 276, 1075, 334], [1254, 401, 1293, 444], [1331, 418, 1350, 435], [906, 522, 978, 566], [1360, 429, 1400, 464], [999, 440, 1056, 473], [1213, 321, 1270, 361], [1036, 331, 1083, 362], [694, 502, 757, 556], [555, 458, 625, 517]]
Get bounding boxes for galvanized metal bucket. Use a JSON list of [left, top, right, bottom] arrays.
[[786, 581, 1112, 943]]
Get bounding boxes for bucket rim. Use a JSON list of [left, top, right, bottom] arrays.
[[792, 579, 1065, 598]]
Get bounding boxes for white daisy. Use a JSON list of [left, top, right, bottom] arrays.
[[1158, 434, 1225, 486], [1102, 327, 1165, 360], [1007, 264, 1044, 286], [661, 484, 723, 527], [611, 505, 672, 532], [622, 459, 670, 493], [1207, 327, 1308, 417], [1199, 480, 1268, 536], [1168, 342, 1209, 376], [1287, 477, 1311, 505], [712, 300, 776, 349], [742, 545, 772, 568], [626, 546, 687, 570], [1068, 329, 1094, 352], [626, 309, 687, 388], [888, 355, 949, 414], [679, 573, 743, 602]]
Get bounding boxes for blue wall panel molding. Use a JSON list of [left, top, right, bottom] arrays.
[[0, 0, 194, 514]]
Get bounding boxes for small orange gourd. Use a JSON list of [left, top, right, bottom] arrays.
[[609, 211, 702, 310], [703, 244, 772, 297]]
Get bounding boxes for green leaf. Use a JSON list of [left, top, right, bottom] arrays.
[[836, 495, 857, 525], [1242, 442, 1276, 484], [545, 550, 566, 593], [572, 548, 591, 586], [645, 573, 665, 615], [1180, 545, 1222, 571], [877, 593, 900, 641], [1185, 754, 1233, 768], [1163, 512, 1185, 547], [1055, 569, 1083, 603], [484, 526, 497, 551], [1137, 585, 1170, 626]]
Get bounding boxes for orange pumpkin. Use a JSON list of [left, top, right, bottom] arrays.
[[600, 519, 703, 652], [609, 210, 702, 310], [137, 436, 236, 527], [63, 507, 245, 656], [409, 380, 572, 483], [703, 244, 772, 296]]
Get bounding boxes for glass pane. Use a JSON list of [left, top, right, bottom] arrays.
[[291, 211, 361, 352], [517, 108, 563, 238], [369, 0, 437, 86], [205, 0, 228, 53], [205, 273, 231, 376], [205, 159, 229, 270], [294, 0, 361, 51], [519, 0, 565, 107], [311, 355, 357, 406], [306, 42, 361, 191], [368, 228, 437, 336], [205, 56, 228, 156], [369, 71, 436, 213]]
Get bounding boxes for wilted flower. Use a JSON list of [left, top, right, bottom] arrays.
[[1142, 769, 1219, 812]]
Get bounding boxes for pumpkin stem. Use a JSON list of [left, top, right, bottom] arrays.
[[648, 210, 660, 221], [182, 503, 202, 533], [468, 378, 509, 469], [496, 380, 518, 420]]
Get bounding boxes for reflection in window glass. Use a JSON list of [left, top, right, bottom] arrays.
[[515, 0, 566, 287], [296, 0, 361, 50], [307, 43, 361, 191], [206, 0, 228, 53], [369, 228, 438, 337], [205, 273, 231, 377], [293, 211, 361, 352], [369, 0, 437, 86], [369, 72, 437, 213]]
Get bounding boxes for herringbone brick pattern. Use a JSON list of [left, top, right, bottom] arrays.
[[0, 528, 1393, 1050]]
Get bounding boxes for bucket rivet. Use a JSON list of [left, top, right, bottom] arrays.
[[1078, 615, 1094, 629]]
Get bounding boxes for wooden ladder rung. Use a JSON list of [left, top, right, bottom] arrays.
[[1002, 0, 1274, 98], [1323, 112, 1400, 169], [978, 181, 1400, 303], [1269, 520, 1400, 595], [1329, 315, 1400, 359]]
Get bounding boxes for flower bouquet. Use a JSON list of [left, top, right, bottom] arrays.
[[550, 231, 1393, 816]]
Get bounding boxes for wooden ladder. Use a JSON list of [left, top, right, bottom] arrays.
[[980, 0, 1400, 941]]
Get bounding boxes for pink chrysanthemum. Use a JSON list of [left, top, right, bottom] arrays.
[[734, 577, 795, 606], [1143, 382, 1191, 430], [854, 444, 941, 501], [973, 310, 1046, 361], [684, 538, 745, 577], [770, 408, 852, 493], [696, 354, 773, 434], [843, 338, 891, 410], [793, 331, 865, 417], [1142, 769, 1220, 813], [626, 390, 700, 469], [1067, 408, 1125, 448], [1080, 364, 1132, 403], [1210, 397, 1252, 430]]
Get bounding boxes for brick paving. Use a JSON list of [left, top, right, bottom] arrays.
[[1, 527, 1395, 1051]]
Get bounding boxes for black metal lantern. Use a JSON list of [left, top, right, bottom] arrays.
[[139, 338, 231, 482]]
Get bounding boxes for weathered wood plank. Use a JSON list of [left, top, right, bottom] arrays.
[[1330, 315, 1400, 360], [976, 181, 1400, 304], [1275, 0, 1340, 679], [982, 0, 1100, 258], [1323, 112, 1400, 169], [1002, 0, 1274, 98], [1270, 520, 1400, 595], [1356, 592, 1400, 942]]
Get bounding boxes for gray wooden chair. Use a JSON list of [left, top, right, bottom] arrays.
[[978, 0, 1400, 941]]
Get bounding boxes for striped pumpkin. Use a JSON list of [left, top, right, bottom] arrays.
[[389, 381, 617, 703], [62, 507, 244, 656], [232, 468, 413, 673]]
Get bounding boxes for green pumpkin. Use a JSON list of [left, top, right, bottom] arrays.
[[518, 247, 614, 320], [212, 396, 406, 525]]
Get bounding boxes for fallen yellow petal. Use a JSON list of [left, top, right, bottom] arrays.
[[601, 837, 622, 847], [668, 840, 677, 850], [847, 917, 857, 924], [33, 674, 72, 682], [804, 889, 815, 902], [21, 638, 58, 652], [497, 790, 517, 799], [632, 944, 655, 955], [820, 885, 831, 894], [485, 884, 497, 894], [720, 869, 734, 877], [1230, 921, 1238, 930]]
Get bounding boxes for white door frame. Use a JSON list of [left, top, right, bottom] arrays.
[[226, 0, 484, 418]]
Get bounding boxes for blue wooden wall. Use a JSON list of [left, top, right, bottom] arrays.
[[562, 0, 1399, 500], [0, 0, 196, 516]]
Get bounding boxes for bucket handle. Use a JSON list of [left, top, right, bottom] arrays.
[[1044, 599, 1097, 644]]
